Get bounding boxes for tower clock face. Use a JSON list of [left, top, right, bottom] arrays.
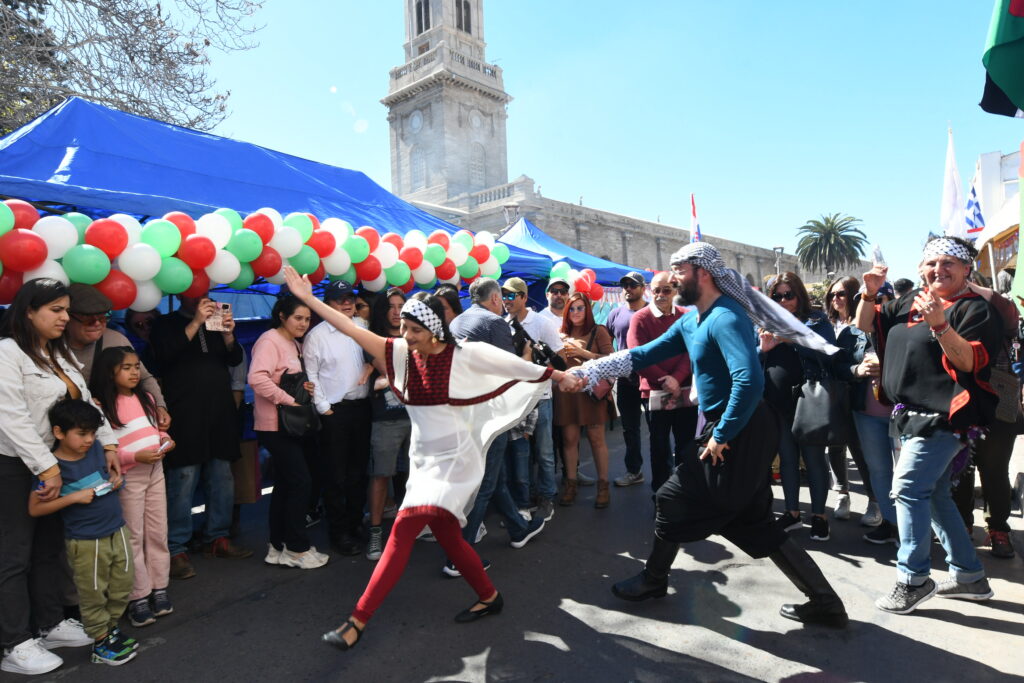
[[409, 110, 423, 133]]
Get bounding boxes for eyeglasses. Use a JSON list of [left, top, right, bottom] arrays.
[[355, 303, 368, 311], [71, 312, 112, 325], [771, 291, 796, 302], [652, 287, 676, 295], [568, 305, 588, 313], [548, 288, 569, 296]]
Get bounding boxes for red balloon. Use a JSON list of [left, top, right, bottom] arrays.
[[310, 263, 326, 286], [306, 230, 336, 258], [243, 212, 275, 244], [573, 276, 592, 295], [427, 230, 450, 250], [163, 211, 197, 239], [469, 244, 490, 264], [181, 270, 209, 299], [94, 270, 137, 310], [354, 255, 382, 282], [176, 234, 217, 270], [305, 213, 321, 231], [0, 229, 48, 272], [4, 199, 39, 230], [251, 245, 282, 278], [356, 227, 380, 253], [399, 277, 415, 294], [462, 274, 479, 285], [435, 258, 457, 280], [399, 246, 423, 270], [588, 283, 604, 301], [0, 269, 23, 304], [381, 232, 404, 250], [581, 269, 597, 284], [85, 219, 129, 259]]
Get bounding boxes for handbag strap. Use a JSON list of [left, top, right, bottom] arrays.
[[585, 326, 601, 351]]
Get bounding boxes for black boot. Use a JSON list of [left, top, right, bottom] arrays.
[[612, 535, 679, 601], [769, 538, 848, 628]]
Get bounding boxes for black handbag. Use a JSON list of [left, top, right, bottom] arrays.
[[791, 362, 850, 447], [276, 345, 320, 438]]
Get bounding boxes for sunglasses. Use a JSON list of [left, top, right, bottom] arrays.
[[652, 287, 676, 295], [771, 291, 796, 302], [829, 291, 847, 299], [621, 281, 643, 290], [71, 312, 113, 325], [502, 293, 519, 301], [548, 288, 569, 296], [568, 305, 588, 313]]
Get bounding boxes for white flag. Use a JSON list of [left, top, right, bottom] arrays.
[[940, 127, 967, 238]]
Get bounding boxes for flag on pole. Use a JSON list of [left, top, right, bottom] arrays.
[[965, 176, 986, 236], [690, 194, 702, 243], [980, 0, 1024, 118], [940, 128, 968, 239]]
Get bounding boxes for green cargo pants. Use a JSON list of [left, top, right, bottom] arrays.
[[66, 526, 134, 641]]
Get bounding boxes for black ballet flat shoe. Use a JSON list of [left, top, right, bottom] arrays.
[[611, 570, 669, 602], [779, 598, 849, 628], [322, 619, 363, 650], [454, 593, 504, 623]]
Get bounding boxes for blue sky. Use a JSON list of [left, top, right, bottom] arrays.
[[208, 1, 1022, 282]]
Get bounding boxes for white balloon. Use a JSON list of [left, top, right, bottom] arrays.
[[24, 260, 69, 285], [265, 267, 287, 285], [362, 272, 388, 292], [31, 216, 79, 259], [439, 273, 461, 286], [196, 213, 233, 249], [205, 250, 241, 285], [320, 217, 354, 241], [108, 214, 142, 245], [131, 279, 163, 311], [479, 255, 499, 276], [269, 225, 303, 258], [116, 243, 162, 280], [256, 207, 283, 228], [404, 229, 428, 250], [412, 262, 436, 285], [475, 231, 495, 248], [447, 243, 469, 266], [322, 248, 352, 276], [374, 242, 399, 269]]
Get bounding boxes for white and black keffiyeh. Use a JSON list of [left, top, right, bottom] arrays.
[[401, 299, 444, 339], [923, 237, 973, 263], [570, 349, 633, 391], [669, 242, 839, 356]]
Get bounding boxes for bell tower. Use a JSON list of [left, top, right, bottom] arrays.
[[383, 0, 510, 205]]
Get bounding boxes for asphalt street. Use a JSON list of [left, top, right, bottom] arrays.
[[7, 423, 1023, 683]]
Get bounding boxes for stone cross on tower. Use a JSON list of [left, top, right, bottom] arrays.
[[382, 0, 511, 205]]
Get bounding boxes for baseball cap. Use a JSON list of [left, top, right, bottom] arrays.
[[620, 271, 645, 287], [546, 276, 570, 292], [323, 280, 356, 302], [501, 277, 528, 296], [68, 284, 112, 315]]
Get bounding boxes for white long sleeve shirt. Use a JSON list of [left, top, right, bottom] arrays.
[[303, 320, 369, 414]]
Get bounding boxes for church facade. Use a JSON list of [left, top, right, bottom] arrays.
[[382, 0, 839, 285]]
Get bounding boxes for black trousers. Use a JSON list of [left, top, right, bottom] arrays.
[[0, 456, 68, 649], [649, 405, 699, 493], [320, 399, 372, 540], [655, 401, 786, 559], [258, 431, 316, 553], [952, 418, 1016, 532], [617, 378, 646, 475]]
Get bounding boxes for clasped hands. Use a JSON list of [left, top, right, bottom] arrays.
[[555, 369, 588, 393]]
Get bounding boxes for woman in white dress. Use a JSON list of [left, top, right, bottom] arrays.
[[282, 267, 579, 651]]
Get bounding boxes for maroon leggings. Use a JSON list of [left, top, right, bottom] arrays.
[[352, 506, 495, 623]]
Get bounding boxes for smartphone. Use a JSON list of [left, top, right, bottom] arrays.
[[94, 481, 113, 497], [205, 302, 231, 332], [157, 441, 171, 454], [872, 245, 886, 268]]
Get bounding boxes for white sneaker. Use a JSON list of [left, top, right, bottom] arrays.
[[517, 508, 532, 522], [279, 548, 328, 569], [2, 639, 63, 674], [307, 545, 330, 564], [39, 619, 92, 649], [475, 523, 487, 543], [833, 494, 851, 520], [861, 501, 883, 527], [265, 543, 283, 565]]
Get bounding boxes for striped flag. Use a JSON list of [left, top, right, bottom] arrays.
[[690, 194, 702, 243], [965, 178, 986, 236]]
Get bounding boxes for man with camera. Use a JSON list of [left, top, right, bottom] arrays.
[[502, 277, 565, 523]]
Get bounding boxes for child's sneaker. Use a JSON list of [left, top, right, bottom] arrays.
[[108, 628, 139, 652], [150, 588, 174, 617], [128, 598, 156, 627], [91, 634, 136, 666]]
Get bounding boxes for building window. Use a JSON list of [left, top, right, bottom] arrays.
[[410, 146, 425, 190], [415, 0, 431, 35], [456, 0, 471, 33], [469, 143, 485, 188]]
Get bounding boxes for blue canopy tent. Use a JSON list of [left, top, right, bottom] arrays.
[[498, 217, 651, 286], [0, 97, 551, 317]]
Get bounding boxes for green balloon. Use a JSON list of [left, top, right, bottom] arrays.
[[452, 231, 474, 250], [424, 278, 437, 290], [551, 261, 572, 278], [140, 219, 182, 258], [288, 244, 320, 275], [423, 243, 447, 267], [227, 263, 255, 290], [284, 212, 314, 242], [343, 235, 370, 263], [226, 228, 263, 262], [0, 203, 14, 237], [340, 265, 358, 284], [153, 257, 193, 294], [63, 212, 91, 242], [457, 255, 479, 279], [62, 244, 111, 284], [492, 243, 510, 265], [214, 208, 243, 232], [486, 265, 502, 280], [385, 261, 411, 286]]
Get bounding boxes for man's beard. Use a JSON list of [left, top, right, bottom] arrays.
[[676, 279, 700, 306]]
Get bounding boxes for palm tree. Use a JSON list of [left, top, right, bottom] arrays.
[[795, 213, 868, 275]]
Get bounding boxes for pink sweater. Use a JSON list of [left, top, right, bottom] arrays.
[[111, 394, 168, 473], [248, 329, 303, 432]]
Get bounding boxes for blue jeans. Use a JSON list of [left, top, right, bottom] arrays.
[[893, 431, 985, 585], [531, 399, 557, 501], [507, 437, 531, 509], [165, 459, 235, 556], [462, 432, 526, 544], [777, 414, 829, 515], [852, 411, 897, 524]]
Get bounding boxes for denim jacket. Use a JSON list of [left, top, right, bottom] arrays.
[[794, 313, 838, 382]]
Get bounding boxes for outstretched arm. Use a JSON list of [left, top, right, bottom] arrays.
[[283, 267, 387, 365]]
